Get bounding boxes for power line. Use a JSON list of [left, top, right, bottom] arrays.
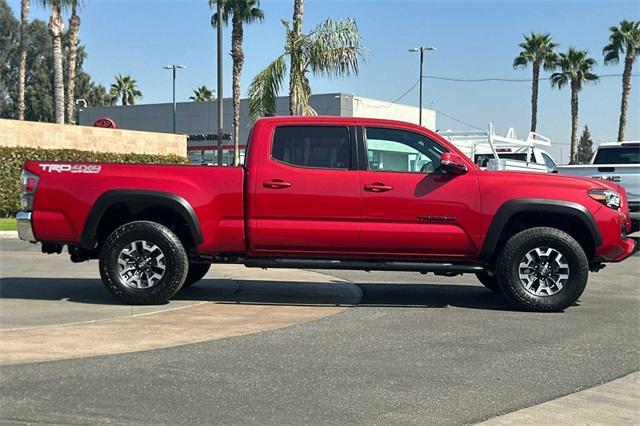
[[430, 108, 484, 131], [423, 73, 639, 83]]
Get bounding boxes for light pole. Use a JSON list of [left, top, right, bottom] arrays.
[[75, 98, 87, 125], [163, 64, 186, 133], [408, 46, 436, 126], [216, 0, 224, 166]]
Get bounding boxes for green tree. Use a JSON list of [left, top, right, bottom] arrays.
[[550, 48, 599, 164], [65, 0, 84, 124], [109, 74, 142, 106], [211, 0, 264, 165], [190, 85, 216, 102], [0, 0, 19, 116], [248, 17, 364, 119], [603, 20, 640, 141], [17, 0, 30, 120], [513, 32, 558, 132], [0, 2, 107, 121], [576, 125, 594, 165], [39, 0, 69, 124]]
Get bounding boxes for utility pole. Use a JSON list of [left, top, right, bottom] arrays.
[[409, 46, 436, 127], [163, 65, 185, 133], [216, 0, 224, 166]]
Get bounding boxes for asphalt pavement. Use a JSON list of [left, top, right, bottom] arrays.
[[1, 238, 639, 424]]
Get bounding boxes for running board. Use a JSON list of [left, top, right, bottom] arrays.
[[244, 259, 484, 274]]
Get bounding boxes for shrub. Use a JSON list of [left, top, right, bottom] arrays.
[[0, 147, 190, 217]]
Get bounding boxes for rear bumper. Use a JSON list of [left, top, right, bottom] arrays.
[[16, 211, 36, 242]]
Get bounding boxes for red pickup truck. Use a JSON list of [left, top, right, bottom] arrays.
[[17, 116, 635, 311]]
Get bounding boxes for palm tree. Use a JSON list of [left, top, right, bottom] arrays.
[[66, 0, 84, 124], [39, 0, 68, 123], [17, 0, 31, 120], [109, 74, 142, 106], [248, 17, 365, 119], [289, 0, 304, 116], [551, 48, 599, 164], [603, 20, 640, 141], [211, 0, 264, 166], [190, 85, 216, 102], [513, 33, 558, 132]]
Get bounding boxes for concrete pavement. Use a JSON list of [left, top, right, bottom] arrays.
[[482, 372, 640, 425], [1, 237, 639, 424]]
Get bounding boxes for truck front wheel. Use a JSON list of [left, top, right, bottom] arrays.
[[496, 227, 588, 312], [475, 270, 501, 293], [99, 221, 188, 305]]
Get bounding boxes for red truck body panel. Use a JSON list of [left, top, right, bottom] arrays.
[[25, 162, 246, 253], [23, 116, 634, 264]]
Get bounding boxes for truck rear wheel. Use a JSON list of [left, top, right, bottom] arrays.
[[181, 263, 211, 288], [99, 221, 188, 305], [496, 227, 588, 312]]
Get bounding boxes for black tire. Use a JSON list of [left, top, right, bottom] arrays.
[[99, 221, 188, 305], [475, 270, 501, 293], [181, 263, 211, 288], [496, 227, 588, 312]]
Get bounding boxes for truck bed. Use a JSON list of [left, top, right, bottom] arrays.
[[25, 162, 246, 253]]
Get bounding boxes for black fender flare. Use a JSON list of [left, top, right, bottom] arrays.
[[480, 198, 602, 261], [80, 190, 203, 248]]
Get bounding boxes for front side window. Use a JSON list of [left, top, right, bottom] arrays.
[[272, 126, 351, 169], [365, 127, 447, 173]]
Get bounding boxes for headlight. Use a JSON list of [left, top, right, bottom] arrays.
[[588, 189, 620, 210]]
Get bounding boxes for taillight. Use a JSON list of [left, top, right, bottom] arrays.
[[20, 170, 39, 211]]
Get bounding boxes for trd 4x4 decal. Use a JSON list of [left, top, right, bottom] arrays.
[[39, 164, 102, 174]]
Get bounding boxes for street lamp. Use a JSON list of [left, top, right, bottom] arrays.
[[74, 98, 87, 125], [408, 46, 436, 126], [163, 64, 186, 133]]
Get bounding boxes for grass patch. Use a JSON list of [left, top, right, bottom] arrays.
[[0, 217, 17, 231]]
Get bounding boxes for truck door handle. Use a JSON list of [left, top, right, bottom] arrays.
[[364, 183, 393, 192], [263, 179, 292, 189]]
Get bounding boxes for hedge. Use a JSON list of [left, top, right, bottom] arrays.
[[0, 147, 190, 217]]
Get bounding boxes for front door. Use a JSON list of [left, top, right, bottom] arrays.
[[359, 126, 482, 259], [251, 124, 361, 254]]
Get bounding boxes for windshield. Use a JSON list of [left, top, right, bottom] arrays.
[[593, 147, 640, 164]]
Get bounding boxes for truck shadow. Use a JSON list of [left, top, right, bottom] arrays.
[[0, 277, 518, 311]]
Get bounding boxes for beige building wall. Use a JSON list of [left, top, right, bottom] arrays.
[[0, 119, 186, 157], [353, 96, 437, 131]]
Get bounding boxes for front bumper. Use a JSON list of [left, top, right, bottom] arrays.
[[16, 211, 36, 242], [611, 238, 636, 262]]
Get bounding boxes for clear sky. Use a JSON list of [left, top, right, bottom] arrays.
[[7, 0, 640, 163]]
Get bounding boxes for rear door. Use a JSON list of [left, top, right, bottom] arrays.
[[358, 125, 482, 258], [251, 123, 361, 254]]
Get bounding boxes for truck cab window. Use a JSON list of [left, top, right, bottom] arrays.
[[365, 127, 446, 173], [272, 126, 351, 169]]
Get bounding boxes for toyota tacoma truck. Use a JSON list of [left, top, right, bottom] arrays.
[[555, 141, 640, 232], [17, 116, 635, 311]]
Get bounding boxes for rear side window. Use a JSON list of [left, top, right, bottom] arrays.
[[593, 147, 640, 164], [272, 126, 351, 169]]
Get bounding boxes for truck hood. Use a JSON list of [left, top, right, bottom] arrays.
[[480, 170, 617, 191]]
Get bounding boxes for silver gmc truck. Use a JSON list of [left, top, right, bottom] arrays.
[[556, 141, 640, 232]]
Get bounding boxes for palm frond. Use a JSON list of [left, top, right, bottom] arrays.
[[513, 32, 558, 71], [603, 20, 640, 64], [248, 55, 287, 120], [306, 18, 366, 78]]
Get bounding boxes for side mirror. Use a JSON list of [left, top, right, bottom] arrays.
[[440, 153, 468, 175]]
